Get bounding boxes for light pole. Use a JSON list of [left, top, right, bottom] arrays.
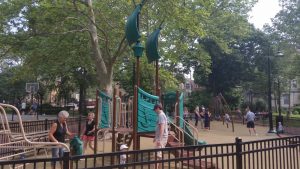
[[276, 78, 284, 130], [267, 56, 275, 133], [267, 51, 284, 133]]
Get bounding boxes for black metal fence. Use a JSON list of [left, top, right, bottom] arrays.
[[0, 135, 299, 169], [0, 117, 85, 133], [0, 117, 85, 158]]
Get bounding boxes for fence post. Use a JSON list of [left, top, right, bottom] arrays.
[[78, 115, 82, 136], [235, 137, 243, 169], [44, 119, 48, 131], [63, 151, 70, 169]]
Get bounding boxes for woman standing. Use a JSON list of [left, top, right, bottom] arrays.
[[48, 110, 73, 169], [204, 109, 211, 130]]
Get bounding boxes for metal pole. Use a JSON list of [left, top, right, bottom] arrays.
[[136, 57, 140, 87], [94, 90, 99, 154], [278, 79, 282, 117], [155, 60, 159, 96], [267, 57, 275, 133], [133, 85, 138, 150]]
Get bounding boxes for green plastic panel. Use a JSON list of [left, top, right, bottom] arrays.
[[179, 93, 184, 128], [98, 91, 112, 128], [146, 28, 161, 63], [125, 5, 141, 46], [137, 88, 159, 133]]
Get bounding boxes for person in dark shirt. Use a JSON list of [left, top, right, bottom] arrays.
[[48, 110, 73, 169], [82, 112, 96, 154]]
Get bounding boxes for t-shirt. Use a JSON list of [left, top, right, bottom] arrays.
[[245, 111, 255, 122], [155, 111, 168, 141], [120, 154, 126, 164], [21, 102, 26, 109]]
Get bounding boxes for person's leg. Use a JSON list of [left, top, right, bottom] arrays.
[[252, 123, 257, 135], [51, 148, 59, 169], [247, 122, 252, 135], [83, 140, 88, 154], [89, 140, 94, 151], [201, 118, 204, 129], [58, 148, 65, 169]]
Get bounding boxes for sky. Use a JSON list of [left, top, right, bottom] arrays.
[[248, 0, 281, 29]]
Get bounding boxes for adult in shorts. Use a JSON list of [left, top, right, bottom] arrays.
[[153, 104, 168, 169], [245, 108, 257, 135]]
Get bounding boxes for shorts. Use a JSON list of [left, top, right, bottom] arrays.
[[247, 121, 255, 128], [155, 139, 168, 158], [82, 135, 95, 141]]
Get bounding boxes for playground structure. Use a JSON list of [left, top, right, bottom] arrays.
[[209, 93, 235, 132], [94, 86, 206, 154], [0, 103, 69, 166]]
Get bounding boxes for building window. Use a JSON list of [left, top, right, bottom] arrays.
[[185, 83, 191, 90], [283, 94, 289, 105], [291, 79, 297, 89]]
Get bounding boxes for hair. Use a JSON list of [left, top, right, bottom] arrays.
[[88, 112, 95, 118], [154, 104, 162, 110], [58, 110, 69, 118]]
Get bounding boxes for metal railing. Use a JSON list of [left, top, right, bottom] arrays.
[[1, 135, 298, 169], [175, 116, 199, 145]]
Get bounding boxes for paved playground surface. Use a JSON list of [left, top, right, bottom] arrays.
[[89, 120, 290, 154], [196, 121, 286, 144]]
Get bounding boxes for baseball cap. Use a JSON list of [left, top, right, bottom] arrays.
[[120, 144, 128, 150], [153, 104, 162, 110]]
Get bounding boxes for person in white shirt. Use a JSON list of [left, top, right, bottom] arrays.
[[153, 104, 168, 169], [21, 101, 26, 115], [245, 108, 257, 135], [120, 144, 128, 165]]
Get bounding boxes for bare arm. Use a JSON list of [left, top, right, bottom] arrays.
[[65, 122, 73, 136], [158, 123, 165, 141], [48, 123, 58, 143]]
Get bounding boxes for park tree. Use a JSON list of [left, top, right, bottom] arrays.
[[0, 0, 259, 98]]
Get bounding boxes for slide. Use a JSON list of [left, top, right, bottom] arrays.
[[184, 126, 207, 146]]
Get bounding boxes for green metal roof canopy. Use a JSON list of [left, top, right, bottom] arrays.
[[146, 28, 161, 63], [125, 5, 142, 46]]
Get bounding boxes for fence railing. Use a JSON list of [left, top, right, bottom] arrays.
[[0, 117, 85, 133], [0, 117, 85, 158], [0, 135, 299, 169]]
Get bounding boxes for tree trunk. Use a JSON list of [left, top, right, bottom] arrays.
[[86, 0, 113, 95]]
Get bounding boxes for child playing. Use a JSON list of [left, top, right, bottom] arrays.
[[277, 122, 284, 133], [120, 144, 129, 165], [224, 113, 231, 128], [82, 112, 96, 154]]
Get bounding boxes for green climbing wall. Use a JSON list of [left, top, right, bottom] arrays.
[[98, 91, 112, 128], [137, 88, 159, 133]]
